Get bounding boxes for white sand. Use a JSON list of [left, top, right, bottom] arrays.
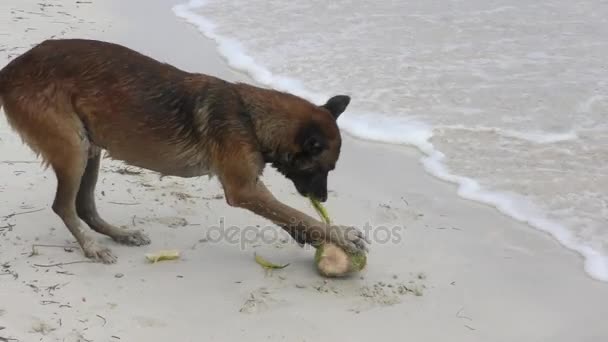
[[1, 1, 607, 341]]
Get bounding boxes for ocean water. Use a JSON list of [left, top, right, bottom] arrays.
[[173, 0, 608, 281]]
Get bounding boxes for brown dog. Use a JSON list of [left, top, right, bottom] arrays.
[[0, 39, 368, 263]]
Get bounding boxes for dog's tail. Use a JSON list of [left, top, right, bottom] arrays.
[[0, 74, 6, 114], [0, 69, 5, 113], [0, 59, 10, 109]]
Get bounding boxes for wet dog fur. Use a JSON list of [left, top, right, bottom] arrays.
[[0, 39, 368, 263]]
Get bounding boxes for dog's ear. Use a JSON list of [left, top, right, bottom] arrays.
[[322, 95, 350, 120], [302, 135, 325, 156]]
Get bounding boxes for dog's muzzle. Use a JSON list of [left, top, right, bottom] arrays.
[[293, 172, 328, 202]]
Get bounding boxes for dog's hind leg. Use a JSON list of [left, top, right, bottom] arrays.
[[76, 150, 151, 246], [50, 148, 116, 263], [2, 98, 116, 263]]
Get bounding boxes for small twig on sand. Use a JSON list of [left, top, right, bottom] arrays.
[[96, 314, 107, 327], [30, 244, 75, 257], [108, 201, 140, 206], [0, 160, 38, 164], [33, 261, 93, 268], [2, 208, 44, 219], [456, 307, 473, 321], [45, 282, 69, 292], [203, 194, 224, 200], [0, 263, 18, 279], [401, 197, 409, 206], [32, 244, 75, 249], [464, 325, 476, 331], [41, 300, 60, 305]]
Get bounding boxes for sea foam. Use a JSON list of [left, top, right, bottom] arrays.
[[172, 0, 608, 282], [436, 125, 579, 144]]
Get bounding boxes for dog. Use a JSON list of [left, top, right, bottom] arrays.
[[0, 39, 368, 263]]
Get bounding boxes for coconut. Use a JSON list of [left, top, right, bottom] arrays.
[[314, 242, 367, 277], [309, 197, 367, 277]]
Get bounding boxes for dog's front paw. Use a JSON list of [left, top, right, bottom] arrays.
[[83, 242, 117, 264], [113, 229, 151, 246], [326, 225, 369, 254]]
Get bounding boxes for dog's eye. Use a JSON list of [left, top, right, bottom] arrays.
[[310, 145, 323, 156], [303, 136, 325, 156]]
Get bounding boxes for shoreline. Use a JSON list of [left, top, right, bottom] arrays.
[[171, 0, 608, 283], [0, 1, 607, 341]]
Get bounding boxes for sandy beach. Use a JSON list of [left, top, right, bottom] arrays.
[[1, 1, 607, 341]]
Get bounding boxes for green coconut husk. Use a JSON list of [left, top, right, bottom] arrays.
[[254, 253, 290, 270], [309, 197, 367, 277]]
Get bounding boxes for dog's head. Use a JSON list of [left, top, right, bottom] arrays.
[[272, 95, 350, 202]]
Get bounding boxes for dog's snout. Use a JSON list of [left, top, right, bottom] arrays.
[[310, 173, 328, 202], [316, 192, 328, 202], [292, 171, 328, 202]]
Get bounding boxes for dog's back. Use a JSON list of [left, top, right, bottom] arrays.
[[0, 39, 237, 176]]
